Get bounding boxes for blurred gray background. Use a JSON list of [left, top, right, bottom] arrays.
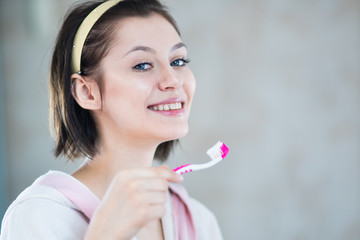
[[0, 0, 359, 239]]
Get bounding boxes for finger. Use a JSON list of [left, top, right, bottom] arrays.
[[145, 205, 166, 221], [127, 178, 169, 192], [128, 167, 183, 182], [135, 191, 167, 205], [153, 167, 183, 183], [116, 167, 167, 179], [114, 167, 183, 187], [141, 178, 169, 191]]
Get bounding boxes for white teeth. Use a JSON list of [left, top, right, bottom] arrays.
[[150, 102, 183, 111]]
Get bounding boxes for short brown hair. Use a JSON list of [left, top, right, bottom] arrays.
[[50, 0, 180, 161]]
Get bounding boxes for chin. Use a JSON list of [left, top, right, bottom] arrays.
[[159, 125, 189, 142]]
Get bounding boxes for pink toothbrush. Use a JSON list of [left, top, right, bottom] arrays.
[[173, 141, 229, 174]]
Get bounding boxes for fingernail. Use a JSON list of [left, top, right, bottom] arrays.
[[177, 174, 184, 181]]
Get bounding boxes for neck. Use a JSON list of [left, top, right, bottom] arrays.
[[96, 137, 158, 169], [72, 136, 160, 200]]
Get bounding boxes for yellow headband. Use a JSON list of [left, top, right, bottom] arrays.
[[72, 0, 123, 74]]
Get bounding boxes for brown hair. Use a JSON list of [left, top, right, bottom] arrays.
[[50, 0, 180, 161]]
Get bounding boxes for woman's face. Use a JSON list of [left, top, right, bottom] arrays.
[[96, 14, 196, 144]]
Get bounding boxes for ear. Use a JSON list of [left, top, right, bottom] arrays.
[[71, 73, 101, 110]]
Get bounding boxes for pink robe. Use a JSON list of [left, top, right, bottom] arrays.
[[1, 171, 223, 240]]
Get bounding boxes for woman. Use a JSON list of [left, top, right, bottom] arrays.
[[1, 0, 223, 239]]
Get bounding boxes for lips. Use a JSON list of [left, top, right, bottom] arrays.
[[147, 98, 185, 112], [148, 102, 183, 111]]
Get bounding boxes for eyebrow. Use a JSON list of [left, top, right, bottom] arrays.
[[124, 42, 187, 56], [171, 42, 187, 52]]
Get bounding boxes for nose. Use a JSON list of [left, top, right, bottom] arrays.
[[158, 67, 183, 91]]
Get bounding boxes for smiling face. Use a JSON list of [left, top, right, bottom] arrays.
[[94, 13, 196, 145]]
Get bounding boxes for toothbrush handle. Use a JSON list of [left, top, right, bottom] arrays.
[[173, 157, 222, 174]]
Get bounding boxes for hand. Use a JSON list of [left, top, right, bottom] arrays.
[[84, 166, 183, 240]]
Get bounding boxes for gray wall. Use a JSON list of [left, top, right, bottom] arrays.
[[1, 0, 359, 239], [0, 17, 9, 222]]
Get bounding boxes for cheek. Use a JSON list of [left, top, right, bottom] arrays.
[[185, 71, 196, 100], [102, 77, 154, 112]]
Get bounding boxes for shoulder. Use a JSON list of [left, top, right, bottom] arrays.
[[1, 174, 88, 239], [188, 198, 224, 240], [188, 197, 217, 220], [169, 183, 224, 240]]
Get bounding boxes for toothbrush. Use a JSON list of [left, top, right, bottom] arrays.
[[173, 141, 229, 174]]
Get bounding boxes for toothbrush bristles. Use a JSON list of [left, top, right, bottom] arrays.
[[206, 141, 229, 160]]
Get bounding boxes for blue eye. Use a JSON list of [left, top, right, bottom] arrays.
[[170, 58, 190, 67], [134, 62, 152, 71]]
